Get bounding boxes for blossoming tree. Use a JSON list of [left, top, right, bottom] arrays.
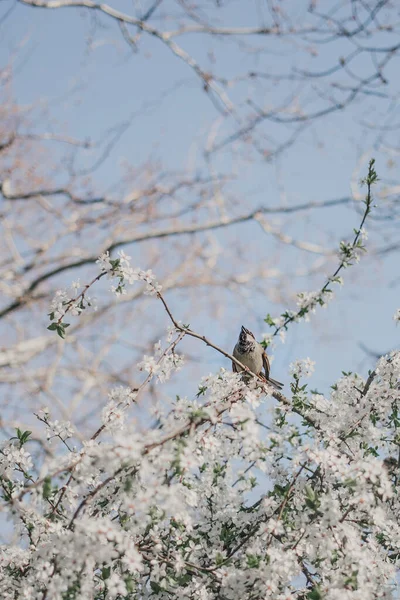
[[1, 160, 400, 599], [2, 0, 400, 429]]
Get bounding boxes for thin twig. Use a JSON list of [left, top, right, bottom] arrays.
[[272, 159, 377, 337]]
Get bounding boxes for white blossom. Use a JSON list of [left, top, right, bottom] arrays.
[[101, 386, 135, 431], [289, 357, 315, 378], [96, 250, 113, 273], [71, 279, 80, 292], [46, 419, 75, 441], [49, 288, 70, 320]]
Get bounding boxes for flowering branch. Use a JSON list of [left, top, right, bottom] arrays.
[[263, 158, 378, 343]]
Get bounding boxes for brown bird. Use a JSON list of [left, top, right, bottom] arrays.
[[232, 325, 283, 390]]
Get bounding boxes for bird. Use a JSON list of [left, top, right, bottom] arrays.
[[232, 325, 283, 390]]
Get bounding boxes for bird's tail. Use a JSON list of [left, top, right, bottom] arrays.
[[267, 377, 284, 391]]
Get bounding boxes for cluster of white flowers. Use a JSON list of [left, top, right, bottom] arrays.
[[137, 339, 184, 383], [296, 289, 334, 316], [338, 228, 367, 266], [37, 406, 75, 443], [47, 254, 162, 338], [289, 357, 316, 378], [101, 386, 136, 431], [1, 350, 400, 599], [139, 268, 163, 296], [49, 288, 70, 321], [97, 250, 162, 296], [95, 250, 117, 274], [0, 441, 33, 481], [48, 285, 97, 338], [47, 419, 75, 442], [47, 420, 75, 443], [49, 287, 97, 321]]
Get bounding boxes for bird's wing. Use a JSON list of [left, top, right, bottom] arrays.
[[262, 350, 271, 379], [232, 360, 238, 372]]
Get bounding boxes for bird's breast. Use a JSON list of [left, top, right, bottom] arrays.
[[233, 345, 263, 374]]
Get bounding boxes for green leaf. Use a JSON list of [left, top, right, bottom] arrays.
[[175, 573, 192, 585], [48, 322, 69, 338], [304, 485, 320, 510], [150, 581, 162, 593], [109, 258, 121, 270], [42, 476, 52, 500], [196, 385, 207, 397], [308, 587, 323, 600], [124, 477, 133, 493], [17, 429, 32, 447], [305, 485, 316, 502], [264, 313, 275, 327], [246, 554, 260, 568], [125, 577, 135, 593], [344, 571, 358, 590]]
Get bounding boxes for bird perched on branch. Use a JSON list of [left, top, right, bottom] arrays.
[[232, 325, 283, 390]]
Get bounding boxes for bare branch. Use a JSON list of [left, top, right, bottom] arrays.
[[0, 196, 351, 319]]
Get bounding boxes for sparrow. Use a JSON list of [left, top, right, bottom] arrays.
[[232, 325, 283, 390]]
